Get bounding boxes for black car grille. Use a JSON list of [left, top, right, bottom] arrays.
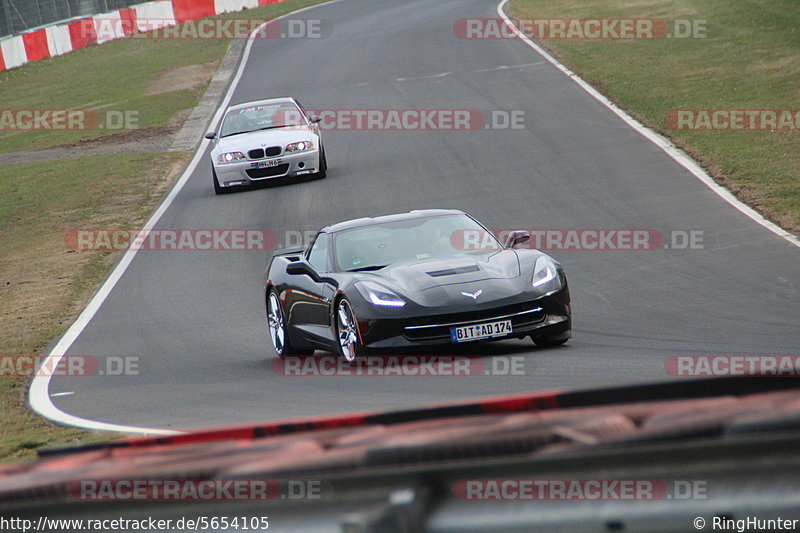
[[248, 146, 281, 159], [404, 301, 545, 341], [245, 164, 290, 179]]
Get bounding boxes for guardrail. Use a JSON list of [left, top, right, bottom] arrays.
[[1, 1, 145, 38]]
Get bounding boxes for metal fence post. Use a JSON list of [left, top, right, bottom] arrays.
[[34, 0, 43, 27], [2, 0, 13, 35]]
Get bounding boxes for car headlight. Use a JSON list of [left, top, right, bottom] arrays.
[[532, 255, 561, 289], [356, 281, 406, 307], [285, 141, 314, 153], [217, 152, 246, 163]]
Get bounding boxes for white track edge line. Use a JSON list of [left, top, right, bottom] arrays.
[[497, 0, 800, 249], [28, 0, 346, 436]]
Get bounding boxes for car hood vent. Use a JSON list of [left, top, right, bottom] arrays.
[[426, 265, 480, 277]]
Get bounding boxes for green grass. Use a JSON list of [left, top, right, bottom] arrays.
[[0, 0, 330, 463], [0, 153, 187, 463], [508, 0, 800, 231]]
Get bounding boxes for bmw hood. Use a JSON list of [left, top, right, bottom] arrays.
[[215, 126, 314, 153]]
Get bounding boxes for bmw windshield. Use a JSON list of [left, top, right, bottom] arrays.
[[220, 102, 306, 137]]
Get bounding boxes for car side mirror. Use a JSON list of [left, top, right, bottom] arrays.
[[286, 261, 321, 282], [204, 132, 216, 140], [504, 230, 530, 248], [309, 116, 321, 124]]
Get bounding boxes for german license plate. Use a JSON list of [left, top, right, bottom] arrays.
[[251, 159, 281, 168], [450, 319, 512, 343]]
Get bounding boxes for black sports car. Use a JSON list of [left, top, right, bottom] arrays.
[[264, 210, 571, 360]]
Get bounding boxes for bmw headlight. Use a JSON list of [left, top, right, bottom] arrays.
[[532, 255, 561, 290], [217, 152, 246, 163], [286, 141, 314, 153], [356, 281, 406, 307]]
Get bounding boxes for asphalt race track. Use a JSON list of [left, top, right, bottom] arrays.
[[46, 0, 800, 431]]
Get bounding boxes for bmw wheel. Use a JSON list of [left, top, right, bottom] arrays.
[[315, 147, 327, 179], [213, 166, 224, 195]]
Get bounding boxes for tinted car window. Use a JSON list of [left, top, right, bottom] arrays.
[[220, 102, 305, 137], [332, 214, 500, 271], [307, 233, 330, 272]]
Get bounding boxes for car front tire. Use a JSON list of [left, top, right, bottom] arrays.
[[267, 289, 313, 357], [315, 147, 327, 179], [532, 335, 569, 347], [335, 297, 364, 362], [213, 166, 225, 195]]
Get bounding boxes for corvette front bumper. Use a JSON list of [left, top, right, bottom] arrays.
[[351, 286, 571, 350]]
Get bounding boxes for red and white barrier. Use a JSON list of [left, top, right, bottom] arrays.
[[0, 35, 27, 70], [67, 17, 97, 51], [0, 0, 287, 73], [45, 24, 74, 57], [171, 0, 217, 23], [22, 29, 50, 61], [216, 0, 261, 14], [134, 1, 176, 32], [93, 12, 126, 44]]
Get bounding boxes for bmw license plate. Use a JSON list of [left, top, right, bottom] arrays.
[[450, 320, 512, 343], [251, 159, 281, 169]]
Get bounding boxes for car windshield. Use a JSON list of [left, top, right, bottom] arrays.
[[219, 102, 305, 137], [332, 214, 500, 272]]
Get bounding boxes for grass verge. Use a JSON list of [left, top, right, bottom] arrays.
[[0, 0, 330, 463], [507, 0, 800, 232]]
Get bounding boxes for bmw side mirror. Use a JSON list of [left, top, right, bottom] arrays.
[[505, 230, 530, 248], [204, 132, 216, 140], [286, 261, 321, 282], [309, 116, 321, 124]]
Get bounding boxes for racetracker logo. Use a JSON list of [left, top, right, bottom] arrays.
[[453, 479, 707, 501], [271, 355, 528, 377], [0, 109, 138, 131], [65, 229, 276, 251], [68, 479, 326, 501], [69, 479, 277, 501], [450, 229, 705, 251], [0, 355, 138, 377], [272, 108, 491, 131], [90, 18, 330, 40], [665, 109, 800, 131], [664, 355, 800, 377], [454, 18, 707, 40]]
